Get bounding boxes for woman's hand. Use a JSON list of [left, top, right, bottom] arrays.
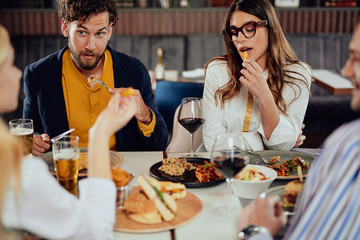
[[294, 124, 306, 148], [88, 94, 136, 179], [240, 59, 280, 140], [240, 59, 272, 101], [238, 196, 287, 237], [90, 93, 136, 138]]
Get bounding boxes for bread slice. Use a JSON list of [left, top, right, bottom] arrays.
[[122, 186, 162, 224], [148, 177, 186, 200], [137, 176, 176, 221]]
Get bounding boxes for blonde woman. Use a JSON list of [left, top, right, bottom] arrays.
[[202, 0, 311, 151], [0, 25, 136, 239]]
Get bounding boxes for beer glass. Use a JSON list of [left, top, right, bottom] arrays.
[[52, 136, 80, 197], [9, 118, 34, 156]]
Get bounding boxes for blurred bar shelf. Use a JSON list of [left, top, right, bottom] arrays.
[[0, 7, 359, 36]]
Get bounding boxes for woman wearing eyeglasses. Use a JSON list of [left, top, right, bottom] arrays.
[[202, 0, 311, 151]]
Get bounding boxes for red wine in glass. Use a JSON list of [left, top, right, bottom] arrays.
[[178, 97, 204, 156], [178, 117, 205, 134], [213, 156, 247, 178]]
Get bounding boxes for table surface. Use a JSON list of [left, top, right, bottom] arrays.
[[112, 149, 321, 240]]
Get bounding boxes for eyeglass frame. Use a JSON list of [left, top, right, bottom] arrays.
[[229, 20, 268, 41]]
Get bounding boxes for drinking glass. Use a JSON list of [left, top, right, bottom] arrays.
[[9, 118, 34, 156], [178, 97, 205, 156], [210, 134, 249, 217], [52, 136, 80, 197]]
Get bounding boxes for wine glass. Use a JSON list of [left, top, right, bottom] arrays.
[[210, 133, 249, 217], [178, 97, 205, 156]]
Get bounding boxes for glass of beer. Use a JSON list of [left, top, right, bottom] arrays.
[[52, 136, 80, 197], [9, 118, 34, 156]]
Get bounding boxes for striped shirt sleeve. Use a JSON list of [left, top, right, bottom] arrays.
[[284, 119, 360, 240]]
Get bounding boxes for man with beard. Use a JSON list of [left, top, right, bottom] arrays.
[[236, 20, 360, 239], [23, 0, 168, 156]]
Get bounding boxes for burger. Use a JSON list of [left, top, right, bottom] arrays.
[[283, 180, 304, 209]]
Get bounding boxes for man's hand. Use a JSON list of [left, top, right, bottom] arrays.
[[294, 124, 306, 148], [238, 196, 287, 237], [110, 88, 152, 124], [32, 133, 51, 156]]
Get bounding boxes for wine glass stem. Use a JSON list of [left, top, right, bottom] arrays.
[[190, 133, 194, 156]]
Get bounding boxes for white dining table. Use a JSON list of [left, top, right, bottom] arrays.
[[112, 148, 321, 240], [113, 151, 242, 240]]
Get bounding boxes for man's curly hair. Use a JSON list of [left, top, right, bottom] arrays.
[[58, 0, 118, 26]]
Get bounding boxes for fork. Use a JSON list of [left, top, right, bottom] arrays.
[[247, 151, 269, 164], [94, 79, 113, 95]]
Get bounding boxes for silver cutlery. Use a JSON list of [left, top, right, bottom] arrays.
[[94, 79, 113, 94], [50, 128, 75, 143], [247, 151, 269, 164]]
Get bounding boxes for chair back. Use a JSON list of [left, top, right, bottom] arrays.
[[154, 80, 203, 139], [166, 104, 203, 153]]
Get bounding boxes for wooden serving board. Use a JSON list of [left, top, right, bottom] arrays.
[[114, 191, 202, 233]]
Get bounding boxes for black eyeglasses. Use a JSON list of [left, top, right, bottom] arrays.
[[229, 20, 268, 41]]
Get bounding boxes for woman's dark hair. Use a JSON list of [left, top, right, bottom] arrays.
[[206, 0, 310, 114], [58, 0, 118, 26]]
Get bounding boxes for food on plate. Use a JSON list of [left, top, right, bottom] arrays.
[[240, 51, 249, 60], [194, 161, 224, 183], [267, 156, 310, 176], [147, 177, 186, 200], [122, 186, 162, 224], [111, 167, 134, 187], [283, 179, 304, 209], [78, 152, 88, 171], [158, 158, 195, 176], [158, 158, 223, 183], [268, 155, 280, 165], [234, 165, 268, 181], [123, 176, 184, 224], [120, 87, 135, 97]]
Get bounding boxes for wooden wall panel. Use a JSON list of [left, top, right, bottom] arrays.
[[0, 8, 358, 36]]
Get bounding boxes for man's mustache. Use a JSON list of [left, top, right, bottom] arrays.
[[80, 51, 96, 56]]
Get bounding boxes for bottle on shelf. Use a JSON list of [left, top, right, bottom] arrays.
[[180, 0, 189, 8], [155, 48, 165, 81]]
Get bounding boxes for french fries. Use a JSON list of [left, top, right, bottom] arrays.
[[111, 167, 133, 187]]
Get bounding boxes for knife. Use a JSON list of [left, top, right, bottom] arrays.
[[50, 128, 75, 143]]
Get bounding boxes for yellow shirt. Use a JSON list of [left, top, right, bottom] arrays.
[[62, 49, 115, 148], [62, 49, 156, 149]]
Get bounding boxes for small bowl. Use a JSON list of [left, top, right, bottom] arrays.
[[115, 173, 134, 209], [231, 164, 277, 199], [116, 185, 130, 209]]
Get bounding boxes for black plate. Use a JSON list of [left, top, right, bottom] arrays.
[[149, 157, 225, 188]]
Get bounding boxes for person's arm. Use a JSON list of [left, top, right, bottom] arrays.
[[2, 157, 116, 240], [238, 196, 287, 239], [2, 94, 136, 239], [240, 59, 280, 140], [112, 60, 167, 150], [260, 63, 311, 150], [202, 62, 265, 151], [22, 65, 51, 156], [110, 88, 156, 136], [88, 94, 136, 178]]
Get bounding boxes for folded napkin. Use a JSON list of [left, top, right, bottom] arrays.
[[182, 68, 205, 78]]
